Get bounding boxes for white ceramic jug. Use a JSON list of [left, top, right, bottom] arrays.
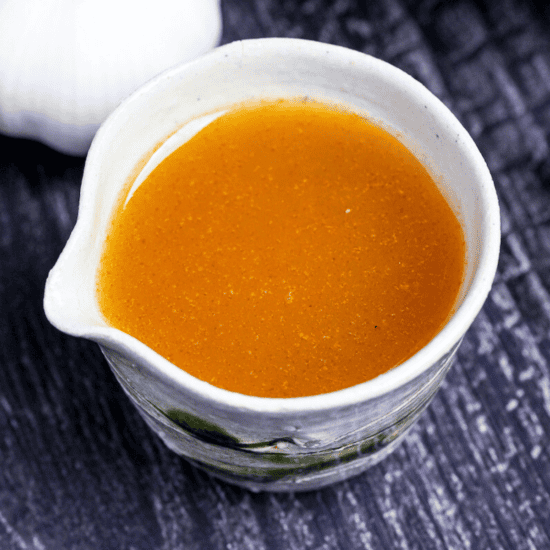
[[44, 38, 500, 491]]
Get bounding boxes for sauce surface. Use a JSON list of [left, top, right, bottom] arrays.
[[97, 99, 465, 398]]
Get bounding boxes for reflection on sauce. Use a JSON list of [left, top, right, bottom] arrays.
[[97, 99, 465, 398]]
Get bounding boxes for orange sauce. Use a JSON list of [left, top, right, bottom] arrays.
[[97, 99, 465, 398]]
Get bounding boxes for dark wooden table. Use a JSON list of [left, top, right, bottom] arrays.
[[2, 1, 550, 548]]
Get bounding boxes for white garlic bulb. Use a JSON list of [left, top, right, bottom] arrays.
[[0, 0, 222, 156]]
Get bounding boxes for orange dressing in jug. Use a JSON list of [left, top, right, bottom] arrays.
[[97, 99, 465, 397]]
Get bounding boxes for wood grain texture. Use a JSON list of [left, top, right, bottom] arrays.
[[1, 0, 550, 548]]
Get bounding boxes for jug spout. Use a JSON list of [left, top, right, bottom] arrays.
[[44, 246, 103, 338]]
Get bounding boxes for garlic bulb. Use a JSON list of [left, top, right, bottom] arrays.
[[0, 0, 222, 156]]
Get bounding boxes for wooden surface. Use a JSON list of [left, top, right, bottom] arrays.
[[1, 0, 550, 548]]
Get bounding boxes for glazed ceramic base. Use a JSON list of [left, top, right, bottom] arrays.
[[101, 342, 456, 492]]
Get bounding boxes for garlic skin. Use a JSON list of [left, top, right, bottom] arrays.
[[0, 0, 222, 156]]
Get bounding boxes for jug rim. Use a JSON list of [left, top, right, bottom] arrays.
[[44, 37, 500, 414]]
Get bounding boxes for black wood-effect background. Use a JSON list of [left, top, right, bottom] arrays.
[[1, 1, 550, 548]]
